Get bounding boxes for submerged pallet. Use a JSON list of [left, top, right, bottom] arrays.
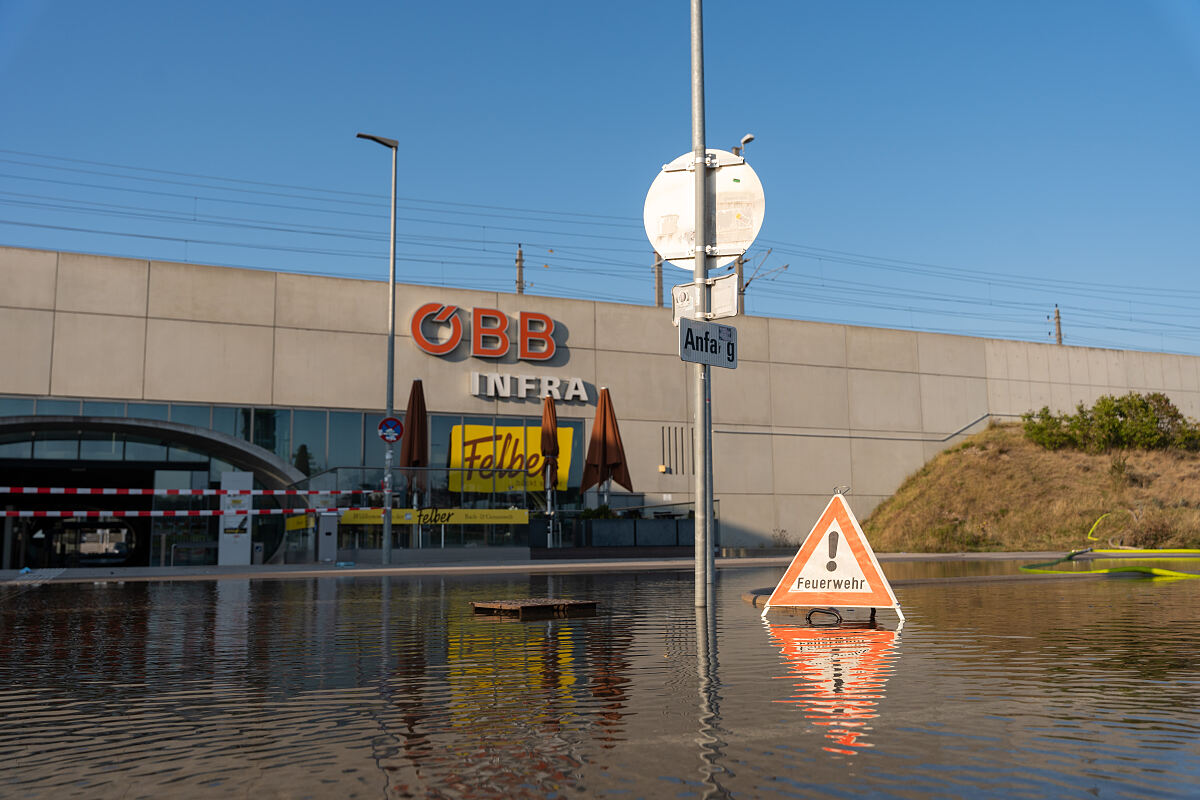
[[471, 598, 598, 619]]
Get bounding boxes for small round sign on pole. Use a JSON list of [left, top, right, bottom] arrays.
[[378, 417, 403, 443]]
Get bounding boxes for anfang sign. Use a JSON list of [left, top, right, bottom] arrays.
[[678, 317, 737, 369]]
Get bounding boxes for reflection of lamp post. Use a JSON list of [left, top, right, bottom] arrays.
[[357, 131, 398, 566]]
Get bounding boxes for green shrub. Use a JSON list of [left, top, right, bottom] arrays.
[[1022, 406, 1072, 450], [1022, 392, 1200, 453]]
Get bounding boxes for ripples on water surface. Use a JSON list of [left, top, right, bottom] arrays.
[[2, 564, 1199, 798]]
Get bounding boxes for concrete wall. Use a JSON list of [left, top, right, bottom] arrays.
[[5, 245, 1200, 546]]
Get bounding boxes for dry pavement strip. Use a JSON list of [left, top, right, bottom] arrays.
[[0, 552, 1075, 586]]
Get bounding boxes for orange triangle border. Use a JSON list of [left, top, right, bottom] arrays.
[[762, 494, 903, 620]]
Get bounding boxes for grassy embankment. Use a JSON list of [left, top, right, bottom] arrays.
[[862, 397, 1200, 553]]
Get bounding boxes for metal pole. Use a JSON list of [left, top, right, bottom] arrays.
[[358, 132, 400, 566], [3, 505, 12, 571], [706, 377, 715, 586], [691, 0, 710, 608], [654, 251, 664, 307], [734, 254, 744, 315], [516, 244, 525, 294], [382, 143, 397, 566]]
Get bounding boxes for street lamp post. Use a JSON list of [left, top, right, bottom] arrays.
[[731, 133, 754, 158], [357, 131, 399, 566], [731, 135, 754, 315], [691, 0, 711, 607]]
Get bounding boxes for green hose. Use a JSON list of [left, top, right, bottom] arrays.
[[1020, 547, 1200, 579]]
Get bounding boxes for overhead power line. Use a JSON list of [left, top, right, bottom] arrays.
[[4, 148, 1200, 354]]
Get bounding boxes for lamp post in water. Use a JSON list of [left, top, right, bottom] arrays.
[[690, 0, 713, 607], [357, 131, 398, 566], [645, 3, 765, 605]]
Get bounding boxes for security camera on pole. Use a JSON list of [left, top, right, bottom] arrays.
[[643, 0, 765, 607]]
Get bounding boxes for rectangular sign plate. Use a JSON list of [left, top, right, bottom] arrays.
[[679, 317, 737, 369], [671, 273, 739, 327]]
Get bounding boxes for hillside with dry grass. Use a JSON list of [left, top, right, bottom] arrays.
[[862, 423, 1200, 552]]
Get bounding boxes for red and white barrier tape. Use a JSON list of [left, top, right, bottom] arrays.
[[0, 507, 383, 518], [0, 487, 368, 496]]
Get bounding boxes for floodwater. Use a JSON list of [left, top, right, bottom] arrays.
[[2, 562, 1200, 799]]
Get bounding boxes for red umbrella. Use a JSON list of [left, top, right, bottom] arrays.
[[580, 387, 632, 496], [540, 395, 560, 490], [398, 379, 428, 493]]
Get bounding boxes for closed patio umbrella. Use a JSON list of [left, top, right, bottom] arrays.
[[540, 395, 560, 490], [398, 380, 428, 546], [540, 395, 559, 546], [580, 387, 632, 506]]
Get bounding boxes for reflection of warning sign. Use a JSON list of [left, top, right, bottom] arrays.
[[763, 494, 903, 619], [766, 622, 899, 755]]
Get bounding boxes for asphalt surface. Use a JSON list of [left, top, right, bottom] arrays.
[[0, 551, 1071, 585]]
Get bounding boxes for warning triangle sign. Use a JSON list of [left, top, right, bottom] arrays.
[[763, 494, 903, 620]]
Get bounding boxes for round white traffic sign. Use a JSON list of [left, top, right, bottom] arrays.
[[378, 417, 404, 443], [644, 149, 765, 270]]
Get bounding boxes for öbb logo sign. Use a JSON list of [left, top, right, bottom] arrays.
[[410, 304, 557, 360]]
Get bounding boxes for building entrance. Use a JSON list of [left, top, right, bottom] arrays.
[[1, 463, 158, 569]]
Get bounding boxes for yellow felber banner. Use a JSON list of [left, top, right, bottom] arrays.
[[285, 514, 312, 532], [339, 508, 530, 526], [449, 425, 573, 493]]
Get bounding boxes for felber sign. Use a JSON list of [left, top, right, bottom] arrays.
[[448, 424, 575, 492], [411, 303, 557, 360]]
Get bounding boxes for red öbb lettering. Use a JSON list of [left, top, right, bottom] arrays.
[[471, 308, 510, 358], [410, 303, 560, 361], [411, 303, 463, 356]]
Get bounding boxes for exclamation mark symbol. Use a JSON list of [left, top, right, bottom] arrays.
[[826, 531, 839, 572]]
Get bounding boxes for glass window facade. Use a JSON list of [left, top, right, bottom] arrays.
[[127, 403, 168, 421], [170, 404, 211, 428], [83, 401, 125, 417], [33, 435, 78, 460], [292, 410, 327, 477], [0, 397, 583, 550], [36, 399, 81, 416], [328, 411, 363, 469], [362, 413, 388, 476], [254, 408, 291, 463], [80, 432, 123, 461], [124, 436, 167, 461], [0, 398, 34, 416], [1, 396, 586, 483], [0, 435, 32, 459], [211, 406, 240, 439]]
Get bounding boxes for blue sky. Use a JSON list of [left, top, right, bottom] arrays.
[[2, 1, 1199, 353]]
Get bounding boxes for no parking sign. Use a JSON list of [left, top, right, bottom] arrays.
[[378, 417, 403, 443]]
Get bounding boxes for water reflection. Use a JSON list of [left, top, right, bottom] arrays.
[[4, 570, 1200, 798], [695, 603, 729, 799], [764, 620, 900, 756], [368, 582, 639, 797], [0, 575, 653, 798]]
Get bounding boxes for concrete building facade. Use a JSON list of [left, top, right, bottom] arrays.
[[5, 244, 1200, 552]]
